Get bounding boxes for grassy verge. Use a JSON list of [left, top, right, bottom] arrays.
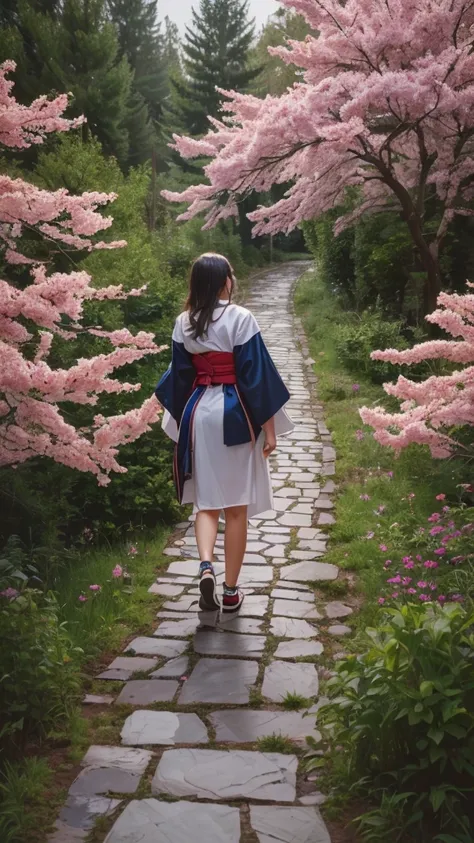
[[0, 526, 172, 843], [295, 269, 468, 633]]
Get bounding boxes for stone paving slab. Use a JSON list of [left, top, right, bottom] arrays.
[[152, 749, 297, 802], [271, 588, 313, 602], [250, 805, 331, 843], [270, 617, 318, 639], [82, 746, 152, 772], [210, 710, 321, 743], [104, 800, 241, 843], [179, 658, 258, 705], [121, 711, 209, 745], [58, 795, 122, 833], [125, 638, 188, 658], [262, 661, 319, 702], [115, 679, 179, 706], [281, 561, 339, 582], [150, 656, 190, 679], [194, 631, 266, 657], [325, 601, 353, 619], [97, 656, 158, 681], [275, 640, 324, 659], [272, 599, 321, 620]]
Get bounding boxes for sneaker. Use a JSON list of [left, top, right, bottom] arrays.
[[199, 562, 220, 611], [222, 587, 244, 613]]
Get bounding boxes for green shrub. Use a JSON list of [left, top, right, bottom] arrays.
[[0, 587, 81, 750], [315, 602, 474, 841], [0, 757, 52, 843], [334, 310, 416, 384]]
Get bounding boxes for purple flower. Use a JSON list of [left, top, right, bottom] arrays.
[[434, 548, 446, 556], [428, 513, 441, 523], [429, 526, 444, 536], [451, 555, 465, 565], [384, 560, 392, 569], [112, 565, 123, 578], [407, 588, 417, 595], [355, 429, 365, 441], [360, 494, 371, 501], [387, 471, 394, 479], [89, 584, 101, 592], [417, 581, 428, 589], [404, 560, 415, 570], [438, 595, 447, 603], [377, 505, 386, 514], [366, 531, 375, 539], [78, 595, 87, 603], [378, 597, 385, 605], [379, 544, 388, 552], [352, 384, 360, 392], [0, 587, 19, 600], [419, 594, 431, 602], [424, 560, 438, 569], [402, 576, 412, 586], [451, 594, 464, 602], [391, 592, 399, 599], [387, 575, 402, 584]]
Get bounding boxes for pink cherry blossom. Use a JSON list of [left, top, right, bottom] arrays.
[[0, 64, 165, 483]]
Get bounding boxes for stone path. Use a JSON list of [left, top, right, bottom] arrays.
[[50, 263, 352, 843]]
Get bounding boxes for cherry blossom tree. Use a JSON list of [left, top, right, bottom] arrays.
[[163, 0, 474, 313], [360, 284, 474, 457], [0, 61, 164, 485]]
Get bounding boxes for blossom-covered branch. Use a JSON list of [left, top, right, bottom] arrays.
[[0, 62, 164, 484], [360, 285, 474, 458], [163, 0, 474, 312]]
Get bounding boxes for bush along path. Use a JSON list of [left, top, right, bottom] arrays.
[[49, 263, 349, 843]]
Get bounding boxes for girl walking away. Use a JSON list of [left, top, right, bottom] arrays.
[[155, 253, 293, 613]]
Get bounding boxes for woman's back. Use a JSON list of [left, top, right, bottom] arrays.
[[174, 302, 258, 355]]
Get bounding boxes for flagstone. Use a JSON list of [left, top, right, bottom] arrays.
[[210, 710, 321, 743], [281, 561, 339, 582], [179, 658, 258, 705], [115, 680, 179, 706], [272, 600, 321, 620], [271, 588, 313, 602], [278, 513, 312, 527], [121, 711, 208, 746], [125, 638, 188, 658], [148, 583, 184, 597], [275, 640, 324, 659], [152, 749, 297, 802], [325, 602, 353, 619], [262, 661, 319, 702], [194, 631, 265, 658], [104, 800, 240, 843], [250, 806, 330, 843], [271, 617, 318, 639]]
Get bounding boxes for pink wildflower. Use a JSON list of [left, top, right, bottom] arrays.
[[407, 588, 417, 595], [352, 384, 360, 392], [78, 595, 87, 602], [378, 597, 385, 605], [438, 595, 447, 603], [387, 471, 393, 479], [451, 594, 464, 602], [408, 493, 416, 500], [424, 560, 438, 569], [355, 430, 365, 441], [434, 548, 446, 556], [429, 526, 444, 536], [428, 513, 441, 523], [436, 494, 446, 501], [404, 560, 415, 570], [417, 581, 428, 589], [419, 594, 431, 602], [128, 545, 138, 556], [384, 559, 392, 568], [112, 565, 123, 578], [360, 494, 370, 501], [387, 575, 401, 584], [379, 544, 388, 551], [377, 505, 386, 514], [366, 531, 375, 539], [0, 587, 19, 600], [391, 592, 399, 598], [402, 577, 412, 586], [89, 584, 101, 592]]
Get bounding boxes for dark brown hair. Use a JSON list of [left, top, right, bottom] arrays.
[[186, 252, 235, 339]]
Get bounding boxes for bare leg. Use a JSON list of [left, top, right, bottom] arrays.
[[223, 505, 248, 587], [195, 509, 220, 562]]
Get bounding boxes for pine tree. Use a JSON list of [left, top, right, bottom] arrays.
[[175, 0, 259, 136], [0, 0, 133, 166], [108, 0, 168, 126]]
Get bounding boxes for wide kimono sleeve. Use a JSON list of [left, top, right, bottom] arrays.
[[154, 316, 195, 442], [233, 309, 293, 437]]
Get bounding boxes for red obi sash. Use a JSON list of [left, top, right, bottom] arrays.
[[192, 352, 236, 387]]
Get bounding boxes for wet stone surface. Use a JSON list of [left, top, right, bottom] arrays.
[[179, 658, 258, 705]]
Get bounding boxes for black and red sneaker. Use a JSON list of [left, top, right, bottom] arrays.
[[199, 562, 220, 611], [222, 586, 244, 613]]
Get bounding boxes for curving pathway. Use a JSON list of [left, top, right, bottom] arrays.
[[50, 263, 351, 843]]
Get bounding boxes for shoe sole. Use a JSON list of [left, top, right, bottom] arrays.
[[199, 575, 220, 611]]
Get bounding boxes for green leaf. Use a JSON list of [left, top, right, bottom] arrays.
[[428, 728, 445, 745], [430, 788, 447, 812]]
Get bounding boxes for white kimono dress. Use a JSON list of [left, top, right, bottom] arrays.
[[155, 300, 293, 518]]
